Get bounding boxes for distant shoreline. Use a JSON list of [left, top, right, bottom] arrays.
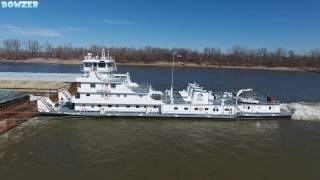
[[1, 58, 319, 72]]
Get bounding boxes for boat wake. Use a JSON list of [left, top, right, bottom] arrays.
[[281, 103, 320, 121]]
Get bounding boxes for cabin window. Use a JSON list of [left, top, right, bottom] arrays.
[[98, 105, 102, 107], [126, 105, 130, 108], [90, 83, 95, 88], [116, 105, 119, 108], [184, 107, 188, 110], [213, 108, 219, 112], [91, 105, 94, 108], [174, 107, 178, 110], [98, 62, 106, 68], [205, 108, 209, 111], [93, 63, 97, 67], [107, 63, 113, 67], [136, 105, 140, 108], [124, 95, 127, 97], [75, 92, 80, 99], [108, 105, 112, 108], [144, 106, 147, 108], [140, 95, 143, 98], [111, 84, 116, 88], [86, 93, 90, 96], [248, 106, 250, 110], [195, 108, 199, 111], [269, 106, 272, 110], [225, 108, 229, 111], [117, 94, 120, 97], [154, 106, 157, 109], [85, 63, 92, 67]]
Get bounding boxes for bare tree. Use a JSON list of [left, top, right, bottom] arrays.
[[3, 39, 21, 53], [0, 39, 320, 68], [26, 40, 41, 57]]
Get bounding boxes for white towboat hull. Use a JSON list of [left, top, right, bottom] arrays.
[[38, 110, 291, 120]]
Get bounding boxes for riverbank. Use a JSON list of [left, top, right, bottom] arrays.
[[1, 58, 319, 72]]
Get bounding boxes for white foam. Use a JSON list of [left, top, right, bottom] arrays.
[[281, 103, 320, 121]]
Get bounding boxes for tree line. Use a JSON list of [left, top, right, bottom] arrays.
[[1, 39, 320, 68]]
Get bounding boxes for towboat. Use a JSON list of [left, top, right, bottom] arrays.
[[37, 49, 291, 119]]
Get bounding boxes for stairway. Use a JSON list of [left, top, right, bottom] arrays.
[[37, 97, 55, 112]]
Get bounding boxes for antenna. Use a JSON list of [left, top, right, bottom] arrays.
[[107, 48, 110, 59], [170, 52, 176, 104], [102, 48, 106, 60]]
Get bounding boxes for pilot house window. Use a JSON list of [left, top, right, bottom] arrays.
[[98, 62, 106, 68], [111, 84, 116, 88]]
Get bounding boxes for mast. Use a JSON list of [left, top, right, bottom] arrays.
[[102, 48, 106, 60], [170, 52, 175, 104], [107, 48, 110, 59]]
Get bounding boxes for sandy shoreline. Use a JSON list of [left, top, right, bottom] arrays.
[[1, 58, 319, 72]]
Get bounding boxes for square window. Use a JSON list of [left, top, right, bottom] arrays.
[[108, 105, 112, 108], [184, 107, 188, 110], [90, 83, 95, 88], [205, 108, 209, 111], [98, 62, 106, 68], [111, 84, 116, 88], [86, 93, 90, 96], [126, 105, 130, 108], [154, 106, 157, 108], [136, 105, 140, 108], [98, 105, 102, 107], [174, 107, 178, 110], [116, 105, 119, 108], [195, 108, 198, 110]]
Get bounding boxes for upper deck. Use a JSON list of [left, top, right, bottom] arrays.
[[81, 49, 117, 73]]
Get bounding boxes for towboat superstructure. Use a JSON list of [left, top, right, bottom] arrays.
[[37, 49, 291, 119]]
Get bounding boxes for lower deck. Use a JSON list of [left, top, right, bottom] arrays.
[[39, 108, 291, 120]]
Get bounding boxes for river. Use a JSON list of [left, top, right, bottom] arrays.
[[0, 62, 320, 179]]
